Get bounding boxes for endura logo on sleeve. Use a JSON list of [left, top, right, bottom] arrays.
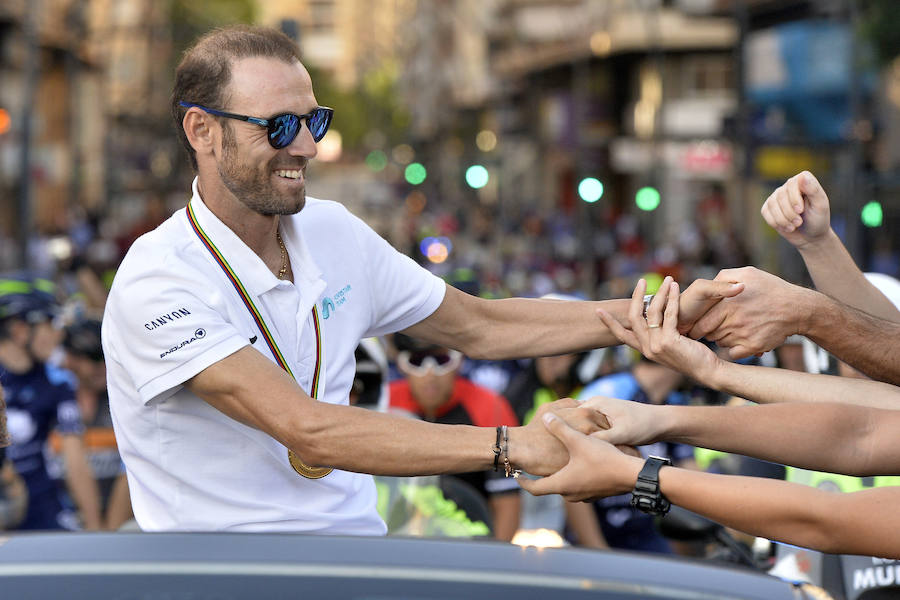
[[160, 328, 206, 358], [145, 308, 192, 331]]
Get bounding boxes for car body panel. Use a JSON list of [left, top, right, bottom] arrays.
[[0, 532, 809, 599]]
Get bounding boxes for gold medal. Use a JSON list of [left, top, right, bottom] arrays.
[[288, 449, 333, 479]]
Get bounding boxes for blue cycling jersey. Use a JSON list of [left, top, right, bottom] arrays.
[[577, 372, 694, 554], [2, 362, 82, 529]]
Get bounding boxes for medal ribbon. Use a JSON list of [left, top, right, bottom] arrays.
[[186, 203, 331, 478]]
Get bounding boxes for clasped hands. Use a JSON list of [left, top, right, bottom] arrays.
[[520, 268, 804, 500]]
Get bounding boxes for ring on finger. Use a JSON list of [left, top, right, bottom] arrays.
[[647, 323, 661, 329]]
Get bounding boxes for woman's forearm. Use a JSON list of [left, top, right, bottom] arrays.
[[659, 467, 900, 558], [704, 360, 900, 410], [658, 402, 898, 476]]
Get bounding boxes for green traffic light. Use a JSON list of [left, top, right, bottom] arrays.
[[465, 165, 489, 189], [861, 201, 883, 228], [578, 177, 604, 203], [635, 186, 661, 211], [405, 162, 427, 185]]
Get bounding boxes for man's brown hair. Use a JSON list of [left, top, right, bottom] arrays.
[[171, 25, 302, 171]]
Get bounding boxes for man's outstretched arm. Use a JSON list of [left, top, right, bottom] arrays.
[[688, 266, 900, 385], [185, 345, 609, 477], [403, 278, 742, 360], [804, 293, 900, 386]]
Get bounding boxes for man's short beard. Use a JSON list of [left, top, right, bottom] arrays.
[[217, 122, 306, 216]]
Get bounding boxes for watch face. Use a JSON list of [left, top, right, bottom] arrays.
[[631, 494, 652, 512]]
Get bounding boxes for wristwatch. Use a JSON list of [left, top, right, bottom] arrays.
[[631, 456, 672, 516]]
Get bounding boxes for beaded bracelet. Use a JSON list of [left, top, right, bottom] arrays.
[[501, 425, 521, 479]]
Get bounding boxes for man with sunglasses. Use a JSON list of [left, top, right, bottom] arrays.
[[102, 25, 740, 534], [388, 334, 521, 541]]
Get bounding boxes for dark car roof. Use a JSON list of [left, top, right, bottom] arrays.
[[0, 532, 806, 600]]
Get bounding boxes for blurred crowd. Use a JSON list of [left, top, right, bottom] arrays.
[[0, 167, 897, 573], [383, 180, 749, 303]]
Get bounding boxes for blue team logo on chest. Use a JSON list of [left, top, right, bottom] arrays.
[[321, 284, 351, 320]]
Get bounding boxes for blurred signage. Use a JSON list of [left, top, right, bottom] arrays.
[[841, 556, 900, 600], [755, 146, 830, 180], [611, 138, 732, 179], [662, 97, 736, 138], [681, 141, 732, 174], [745, 22, 875, 142], [746, 23, 852, 98]]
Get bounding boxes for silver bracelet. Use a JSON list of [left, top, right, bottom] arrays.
[[642, 294, 654, 319]]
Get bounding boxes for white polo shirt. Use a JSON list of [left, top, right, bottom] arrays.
[[102, 179, 445, 533]]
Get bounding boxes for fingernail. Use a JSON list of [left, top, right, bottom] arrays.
[[792, 218, 802, 226], [542, 413, 557, 425]]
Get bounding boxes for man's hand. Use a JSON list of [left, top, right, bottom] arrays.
[[512, 398, 610, 476], [761, 171, 831, 250], [676, 277, 744, 335], [687, 267, 814, 359], [599, 279, 723, 382], [517, 413, 643, 502]]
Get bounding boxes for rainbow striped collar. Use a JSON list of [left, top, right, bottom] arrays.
[[184, 200, 323, 398]]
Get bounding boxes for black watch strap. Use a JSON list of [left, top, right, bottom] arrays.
[[631, 456, 672, 516]]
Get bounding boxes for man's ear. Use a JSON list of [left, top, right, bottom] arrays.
[[183, 109, 218, 160]]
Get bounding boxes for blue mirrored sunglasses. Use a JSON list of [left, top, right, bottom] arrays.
[[179, 101, 334, 148]]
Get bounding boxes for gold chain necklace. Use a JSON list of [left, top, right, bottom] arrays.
[[276, 230, 288, 279]]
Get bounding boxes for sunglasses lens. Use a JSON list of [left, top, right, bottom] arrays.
[[407, 352, 431, 368], [307, 108, 332, 142], [433, 353, 453, 366], [267, 110, 332, 147], [269, 114, 300, 149]]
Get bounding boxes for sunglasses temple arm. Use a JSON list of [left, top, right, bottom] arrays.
[[180, 103, 269, 127]]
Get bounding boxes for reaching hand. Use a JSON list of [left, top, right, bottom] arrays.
[[686, 266, 813, 359], [761, 171, 832, 249], [580, 395, 666, 448], [513, 398, 611, 477], [598, 278, 722, 381], [517, 412, 643, 502], [676, 277, 744, 335]]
